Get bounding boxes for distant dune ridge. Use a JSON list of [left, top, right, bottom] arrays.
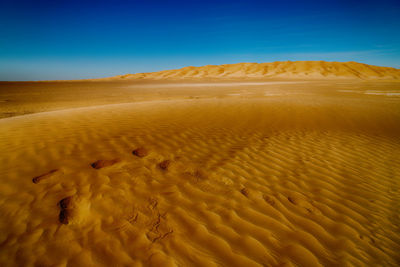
[[110, 61, 400, 80]]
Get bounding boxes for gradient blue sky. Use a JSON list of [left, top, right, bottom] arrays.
[[1, 0, 399, 81]]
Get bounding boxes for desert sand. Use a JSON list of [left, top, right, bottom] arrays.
[[0, 62, 400, 266], [109, 61, 400, 80]]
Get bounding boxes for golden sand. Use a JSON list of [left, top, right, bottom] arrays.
[[108, 61, 400, 80], [1, 64, 400, 266]]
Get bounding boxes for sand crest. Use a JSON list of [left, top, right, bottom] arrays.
[[107, 61, 400, 80]]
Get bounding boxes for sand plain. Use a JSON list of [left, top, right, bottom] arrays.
[[0, 75, 400, 266]]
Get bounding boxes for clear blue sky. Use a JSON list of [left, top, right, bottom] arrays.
[[1, 0, 399, 81]]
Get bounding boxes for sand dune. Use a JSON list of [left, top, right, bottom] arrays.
[[1, 82, 400, 266], [108, 61, 400, 80]]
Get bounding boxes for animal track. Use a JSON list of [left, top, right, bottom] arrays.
[[146, 211, 173, 243]]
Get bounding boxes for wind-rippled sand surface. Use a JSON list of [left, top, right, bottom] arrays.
[[0, 81, 400, 266]]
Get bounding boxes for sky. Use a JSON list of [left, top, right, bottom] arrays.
[[1, 0, 400, 81]]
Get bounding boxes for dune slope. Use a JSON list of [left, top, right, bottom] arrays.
[[110, 61, 400, 80]]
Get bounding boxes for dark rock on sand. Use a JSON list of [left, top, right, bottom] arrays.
[[32, 169, 58, 184], [91, 159, 120, 169], [132, 147, 148, 157]]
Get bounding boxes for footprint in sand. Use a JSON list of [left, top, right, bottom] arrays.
[[287, 194, 321, 214], [263, 194, 276, 206], [240, 187, 249, 197], [158, 160, 171, 170], [58, 196, 73, 225]]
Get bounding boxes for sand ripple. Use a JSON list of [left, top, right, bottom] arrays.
[[0, 98, 399, 266]]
